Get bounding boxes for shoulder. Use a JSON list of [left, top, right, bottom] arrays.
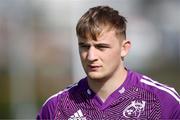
[[139, 75, 180, 104], [128, 70, 180, 104], [36, 91, 62, 119], [134, 72, 180, 118], [36, 82, 80, 119]]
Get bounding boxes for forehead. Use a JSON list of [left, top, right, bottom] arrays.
[[78, 30, 118, 44]]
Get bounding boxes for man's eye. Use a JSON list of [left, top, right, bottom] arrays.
[[79, 45, 89, 49], [96, 45, 109, 50]]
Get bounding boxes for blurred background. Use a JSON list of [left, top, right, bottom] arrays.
[[0, 0, 179, 118]]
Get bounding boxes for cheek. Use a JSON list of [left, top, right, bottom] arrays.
[[79, 52, 88, 65], [105, 49, 121, 60], [103, 49, 122, 68], [79, 51, 86, 60]]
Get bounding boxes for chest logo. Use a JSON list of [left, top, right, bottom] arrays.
[[68, 109, 86, 120], [123, 100, 146, 118]]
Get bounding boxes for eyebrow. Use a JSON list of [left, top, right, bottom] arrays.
[[78, 42, 86, 45], [78, 42, 111, 47]]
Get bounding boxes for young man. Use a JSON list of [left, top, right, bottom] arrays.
[[37, 6, 180, 119]]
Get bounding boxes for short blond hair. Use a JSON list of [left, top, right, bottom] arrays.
[[76, 6, 127, 41]]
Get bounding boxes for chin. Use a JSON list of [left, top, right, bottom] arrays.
[[87, 72, 106, 80]]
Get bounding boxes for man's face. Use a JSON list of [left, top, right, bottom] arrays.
[[78, 30, 127, 81]]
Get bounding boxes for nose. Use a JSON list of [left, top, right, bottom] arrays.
[[87, 46, 97, 61]]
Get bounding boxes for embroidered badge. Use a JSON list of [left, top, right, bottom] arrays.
[[123, 100, 146, 118]]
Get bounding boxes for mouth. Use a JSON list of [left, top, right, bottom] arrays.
[[87, 65, 102, 71]]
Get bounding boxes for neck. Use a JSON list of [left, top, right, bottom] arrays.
[[88, 67, 127, 102]]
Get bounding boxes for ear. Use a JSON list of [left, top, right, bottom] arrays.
[[121, 40, 131, 58]]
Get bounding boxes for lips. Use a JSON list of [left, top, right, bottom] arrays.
[[88, 64, 101, 71]]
